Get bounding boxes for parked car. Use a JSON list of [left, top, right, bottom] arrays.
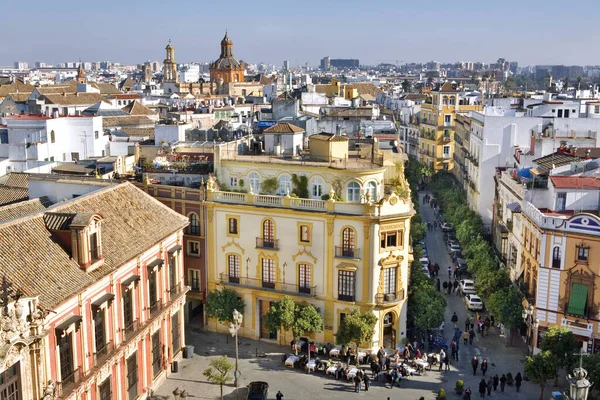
[[247, 381, 269, 400], [459, 279, 476, 295], [464, 294, 484, 311], [422, 266, 431, 279], [447, 241, 461, 253], [422, 248, 428, 258], [455, 258, 468, 273], [441, 222, 453, 232], [445, 232, 457, 243], [450, 250, 463, 262], [419, 257, 430, 269]]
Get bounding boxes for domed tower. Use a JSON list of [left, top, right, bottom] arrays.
[[209, 31, 244, 85], [163, 40, 178, 83]]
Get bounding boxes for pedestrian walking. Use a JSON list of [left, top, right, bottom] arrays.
[[453, 279, 459, 294], [515, 372, 522, 392], [438, 350, 445, 372], [276, 391, 284, 400], [486, 377, 493, 396], [463, 330, 469, 345], [447, 281, 453, 294], [448, 266, 452, 279], [353, 374, 361, 392], [471, 356, 479, 375], [481, 359, 488, 376], [478, 379, 487, 397], [436, 279, 441, 291], [481, 322, 486, 337], [451, 312, 458, 327], [463, 387, 472, 400], [469, 328, 475, 345], [500, 374, 507, 392], [363, 370, 370, 391], [444, 352, 450, 371], [493, 374, 499, 391]]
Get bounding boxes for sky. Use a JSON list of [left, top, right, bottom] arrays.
[[4, 0, 600, 68]]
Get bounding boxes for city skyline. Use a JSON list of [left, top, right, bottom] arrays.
[[4, 0, 600, 67]]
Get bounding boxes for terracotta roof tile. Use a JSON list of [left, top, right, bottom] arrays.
[[0, 197, 51, 222], [0, 81, 35, 97], [121, 100, 157, 116], [0, 187, 29, 206], [309, 133, 349, 142], [102, 115, 154, 128], [4, 173, 30, 188], [40, 93, 106, 106], [263, 122, 304, 133], [0, 183, 188, 309], [550, 176, 600, 189]]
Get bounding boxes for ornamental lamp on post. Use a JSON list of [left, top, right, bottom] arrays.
[[568, 367, 592, 400], [229, 309, 243, 387]]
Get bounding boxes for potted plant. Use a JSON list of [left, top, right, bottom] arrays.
[[455, 380, 464, 395], [506, 372, 513, 385], [437, 388, 446, 400]]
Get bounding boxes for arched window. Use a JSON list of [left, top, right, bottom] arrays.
[[366, 181, 377, 201], [341, 227, 356, 258], [249, 172, 260, 194], [442, 96, 448, 106], [449, 96, 455, 105], [187, 213, 199, 235], [347, 182, 361, 202], [298, 263, 311, 294], [279, 174, 292, 195], [261, 219, 275, 248], [312, 177, 323, 199], [552, 246, 561, 269]]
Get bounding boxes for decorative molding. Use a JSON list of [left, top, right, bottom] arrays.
[[207, 208, 214, 223], [221, 239, 245, 255], [378, 252, 404, 266], [291, 248, 318, 264], [327, 220, 334, 236]]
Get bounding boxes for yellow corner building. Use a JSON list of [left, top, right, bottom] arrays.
[[204, 128, 413, 351]]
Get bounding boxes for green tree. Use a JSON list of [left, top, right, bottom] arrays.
[[203, 355, 234, 400], [260, 177, 279, 194], [294, 303, 324, 339], [525, 351, 558, 400], [540, 326, 579, 381], [401, 79, 412, 93], [205, 288, 245, 323], [582, 354, 600, 394], [335, 309, 377, 352], [291, 174, 309, 198], [486, 286, 523, 329], [263, 296, 296, 344], [476, 268, 510, 298]]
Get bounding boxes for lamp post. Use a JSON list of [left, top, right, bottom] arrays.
[[568, 352, 593, 400], [522, 305, 534, 356], [229, 309, 243, 387]]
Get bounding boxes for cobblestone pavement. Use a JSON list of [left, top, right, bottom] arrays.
[[151, 191, 554, 400]]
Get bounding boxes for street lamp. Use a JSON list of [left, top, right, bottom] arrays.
[[522, 305, 534, 356], [229, 309, 243, 387], [568, 354, 593, 400]]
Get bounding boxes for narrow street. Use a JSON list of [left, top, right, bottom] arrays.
[[419, 191, 539, 399]]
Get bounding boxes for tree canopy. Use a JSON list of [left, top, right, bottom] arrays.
[[203, 355, 234, 400], [486, 286, 524, 329], [525, 351, 557, 400], [539, 326, 579, 374], [205, 288, 245, 323], [335, 309, 377, 350], [263, 296, 323, 342]]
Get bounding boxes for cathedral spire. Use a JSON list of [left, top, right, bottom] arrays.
[[76, 62, 86, 84]]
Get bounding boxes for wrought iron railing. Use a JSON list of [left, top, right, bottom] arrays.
[[220, 273, 317, 296], [335, 246, 360, 259], [375, 289, 405, 306], [256, 237, 279, 250], [94, 341, 114, 367], [57, 367, 81, 397]]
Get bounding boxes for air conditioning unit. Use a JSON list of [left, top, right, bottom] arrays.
[[385, 294, 396, 302]]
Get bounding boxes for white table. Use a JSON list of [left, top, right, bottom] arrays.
[[285, 355, 299, 368], [357, 351, 367, 363], [293, 340, 306, 352], [306, 360, 316, 372], [329, 348, 341, 357], [402, 365, 417, 376], [415, 360, 430, 372], [326, 366, 338, 375], [346, 367, 359, 379]]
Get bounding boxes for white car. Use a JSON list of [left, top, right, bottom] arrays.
[[419, 257, 430, 269], [447, 242, 461, 253], [464, 294, 484, 311], [459, 279, 476, 295]]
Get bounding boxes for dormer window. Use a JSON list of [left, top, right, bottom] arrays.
[[90, 232, 100, 261]]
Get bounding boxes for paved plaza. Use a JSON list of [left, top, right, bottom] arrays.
[[153, 193, 559, 399]]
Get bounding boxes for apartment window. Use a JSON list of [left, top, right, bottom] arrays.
[[90, 232, 99, 261], [342, 228, 356, 257], [58, 332, 74, 385], [347, 182, 361, 202], [567, 283, 588, 316], [312, 177, 324, 198], [552, 246, 561, 269], [298, 264, 311, 294], [123, 290, 134, 332], [444, 115, 451, 124], [577, 245, 589, 262], [249, 172, 260, 194], [94, 130, 99, 139], [71, 152, 80, 162], [171, 311, 181, 353], [381, 230, 402, 249], [190, 269, 201, 291], [299, 225, 310, 243], [187, 241, 200, 256], [261, 258, 275, 289], [565, 109, 570, 118], [595, 105, 600, 114], [443, 145, 450, 155], [187, 213, 199, 235], [383, 267, 397, 295], [338, 270, 355, 302], [228, 218, 238, 235], [148, 270, 158, 310], [442, 96, 448, 106], [0, 364, 20, 400], [555, 192, 566, 212], [151, 331, 162, 378], [449, 96, 455, 105], [228, 255, 240, 283], [366, 181, 377, 201], [99, 379, 112, 400], [50, 130, 55, 143], [262, 219, 274, 244], [94, 309, 106, 357], [279, 174, 292, 195], [230, 177, 238, 187], [126, 353, 138, 400], [558, 109, 563, 118], [168, 254, 177, 295]]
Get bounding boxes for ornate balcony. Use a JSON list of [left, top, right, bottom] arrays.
[[256, 237, 279, 250], [375, 289, 405, 306], [335, 246, 360, 259]]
